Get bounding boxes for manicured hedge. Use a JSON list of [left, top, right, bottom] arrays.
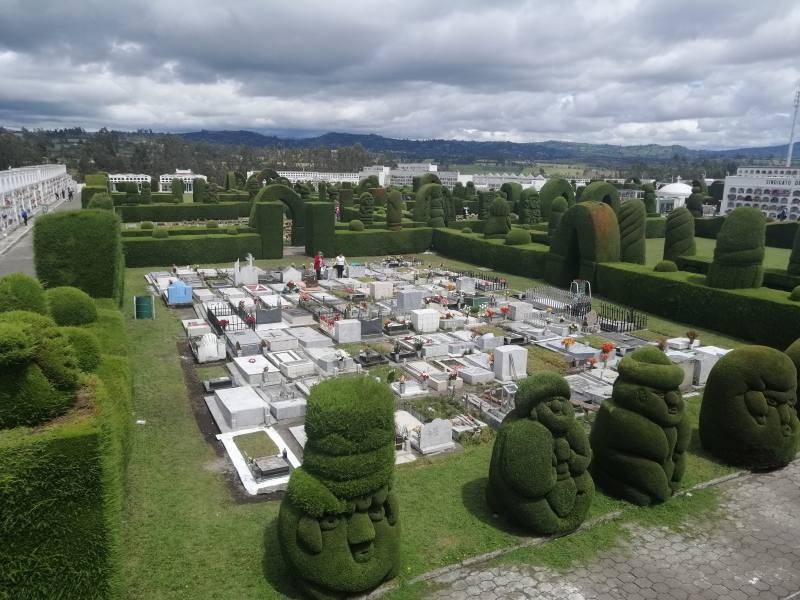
[[255, 185, 305, 245], [34, 210, 124, 300], [121, 225, 256, 237], [249, 202, 284, 259], [305, 202, 336, 257], [116, 201, 252, 223], [81, 185, 108, 209], [663, 207, 696, 261], [433, 229, 548, 278], [645, 217, 666, 238], [706, 207, 765, 289], [46, 287, 98, 326], [334, 228, 433, 256], [695, 217, 799, 249], [674, 256, 800, 292], [123, 233, 262, 267], [581, 181, 621, 215], [0, 272, 48, 315], [595, 262, 800, 348], [618, 199, 646, 264], [539, 178, 574, 221]]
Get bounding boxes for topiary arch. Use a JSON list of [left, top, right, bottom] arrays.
[[581, 181, 621, 215], [544, 201, 621, 287], [254, 184, 305, 245], [539, 178, 575, 221]]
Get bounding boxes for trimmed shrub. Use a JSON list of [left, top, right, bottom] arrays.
[[278, 377, 400, 598], [192, 178, 208, 203], [505, 228, 531, 246], [0, 272, 48, 315], [487, 372, 593, 534], [428, 192, 446, 228], [46, 286, 98, 326], [433, 229, 548, 279], [645, 217, 666, 238], [34, 210, 123, 300], [339, 188, 354, 208], [58, 326, 102, 372], [694, 216, 726, 239], [791, 286, 800, 301], [590, 346, 689, 506], [254, 184, 305, 245], [547, 196, 568, 242], [87, 192, 114, 210], [642, 183, 657, 214], [581, 181, 621, 215], [171, 177, 184, 201], [413, 183, 442, 224], [334, 228, 433, 256], [122, 234, 262, 267], [539, 178, 575, 221], [152, 228, 169, 239], [618, 199, 646, 264], [206, 220, 219, 229], [226, 227, 238, 235], [663, 207, 696, 261], [461, 227, 472, 234], [248, 201, 284, 259], [358, 192, 375, 225], [706, 206, 765, 289], [386, 190, 404, 231], [484, 196, 512, 239], [116, 201, 252, 223], [518, 188, 541, 225], [789, 224, 800, 275], [305, 202, 336, 257], [545, 201, 620, 288], [500, 182, 523, 215], [654, 260, 678, 272], [140, 221, 154, 230], [349, 219, 365, 232], [699, 346, 798, 470], [686, 192, 705, 218], [787, 337, 800, 392]]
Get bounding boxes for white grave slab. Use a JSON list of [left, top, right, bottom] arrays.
[[396, 289, 425, 312], [333, 319, 362, 344], [220, 287, 247, 303], [269, 398, 307, 420], [288, 326, 334, 348], [231, 355, 281, 386], [508, 301, 535, 322], [210, 387, 270, 432], [475, 333, 504, 351], [369, 281, 394, 300], [190, 333, 226, 363], [258, 329, 299, 351], [411, 309, 440, 333], [458, 365, 496, 385], [305, 346, 356, 373], [182, 318, 212, 338], [192, 288, 217, 303], [282, 267, 303, 283], [493, 345, 528, 381], [265, 350, 316, 378]]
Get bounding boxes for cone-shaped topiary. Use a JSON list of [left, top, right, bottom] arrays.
[[581, 181, 620, 215], [589, 346, 690, 506], [484, 196, 512, 239], [699, 346, 798, 470], [654, 260, 678, 272], [386, 190, 404, 231], [618, 199, 646, 264], [547, 197, 568, 242], [505, 228, 531, 246], [539, 178, 575, 221], [642, 184, 657, 214], [278, 377, 400, 599], [706, 207, 765, 289], [487, 373, 593, 534], [428, 192, 446, 227], [788, 224, 800, 275], [45, 286, 98, 326], [686, 192, 705, 218], [0, 272, 48, 315], [663, 207, 696, 261], [358, 193, 375, 225]]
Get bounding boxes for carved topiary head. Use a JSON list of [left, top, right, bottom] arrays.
[[514, 372, 574, 434], [613, 346, 685, 427], [489, 196, 510, 216], [278, 377, 400, 598], [699, 345, 798, 470]]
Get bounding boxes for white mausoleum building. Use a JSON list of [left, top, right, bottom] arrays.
[[109, 173, 151, 191], [1, 164, 75, 234], [721, 166, 800, 220], [159, 169, 207, 193]]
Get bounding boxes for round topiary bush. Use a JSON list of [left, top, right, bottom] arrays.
[[87, 192, 114, 210], [226, 227, 238, 235], [663, 207, 696, 261], [278, 377, 400, 598], [706, 206, 766, 289], [590, 346, 689, 506], [206, 220, 219, 229], [505, 228, 531, 246], [45, 286, 98, 326], [790, 285, 800, 301], [151, 228, 169, 239], [348, 219, 365, 232], [0, 309, 56, 330], [58, 326, 102, 372], [484, 196, 512, 238], [0, 272, 48, 315], [654, 260, 678, 272], [487, 372, 593, 534], [140, 221, 154, 230], [699, 346, 798, 470], [461, 227, 472, 234]]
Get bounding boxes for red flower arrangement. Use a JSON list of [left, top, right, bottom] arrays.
[[500, 306, 510, 316], [219, 319, 229, 329], [245, 315, 256, 325], [486, 308, 495, 318], [601, 342, 615, 354]]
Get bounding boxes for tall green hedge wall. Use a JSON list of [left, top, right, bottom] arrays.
[[255, 185, 305, 245], [34, 210, 124, 300], [116, 201, 252, 223], [432, 229, 548, 278], [334, 228, 433, 256], [123, 233, 263, 267], [706, 207, 765, 289], [81, 186, 108, 209], [581, 181, 621, 215], [618, 199, 646, 264], [249, 202, 284, 259], [305, 202, 336, 257], [539, 178, 575, 221], [663, 207, 696, 261]]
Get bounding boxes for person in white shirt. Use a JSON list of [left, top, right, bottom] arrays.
[[334, 253, 346, 278]]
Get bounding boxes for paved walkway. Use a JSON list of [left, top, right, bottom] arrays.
[[428, 461, 800, 600], [0, 192, 81, 277]]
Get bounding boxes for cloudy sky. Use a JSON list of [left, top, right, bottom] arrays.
[[1, 0, 799, 148]]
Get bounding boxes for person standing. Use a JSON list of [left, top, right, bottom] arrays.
[[313, 251, 324, 281], [334, 253, 346, 278], [21, 209, 28, 226]]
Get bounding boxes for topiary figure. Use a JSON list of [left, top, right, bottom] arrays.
[[699, 346, 798, 470], [87, 192, 114, 210], [581, 181, 620, 215], [618, 199, 646, 264], [386, 190, 404, 231], [359, 193, 375, 225], [654, 260, 678, 272], [0, 313, 82, 428], [277, 377, 400, 599], [589, 346, 690, 506], [539, 178, 575, 221], [140, 221, 154, 230], [786, 337, 800, 396], [686, 190, 705, 218], [505, 228, 531, 246], [152, 228, 169, 239], [663, 207, 696, 261], [348, 219, 365, 232], [45, 286, 98, 326], [58, 326, 102, 372], [642, 184, 657, 215], [206, 220, 219, 229], [706, 206, 765, 289], [428, 192, 446, 228], [518, 188, 542, 225], [790, 285, 800, 301], [0, 272, 48, 315], [487, 373, 593, 534], [547, 197, 568, 242], [788, 224, 800, 275], [484, 196, 512, 238], [500, 182, 523, 215]]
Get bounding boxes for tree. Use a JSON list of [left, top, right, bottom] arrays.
[[171, 178, 184, 201]]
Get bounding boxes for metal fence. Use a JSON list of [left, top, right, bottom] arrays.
[[596, 302, 648, 333]]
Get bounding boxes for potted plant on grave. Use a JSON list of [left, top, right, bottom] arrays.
[[686, 330, 699, 348], [586, 356, 598, 371], [656, 336, 668, 351], [219, 319, 229, 330], [562, 337, 576, 352], [500, 306, 510, 320], [413, 338, 424, 356]]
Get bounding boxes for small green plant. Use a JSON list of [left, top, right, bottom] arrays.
[[206, 220, 219, 229], [226, 227, 238, 235], [151, 228, 169, 239], [653, 260, 678, 272], [140, 221, 154, 230], [461, 227, 472, 234], [504, 228, 531, 245], [348, 219, 365, 231], [45, 287, 98, 326]]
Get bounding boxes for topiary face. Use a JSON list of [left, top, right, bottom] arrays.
[[514, 372, 574, 434], [278, 484, 399, 599], [613, 347, 685, 427]]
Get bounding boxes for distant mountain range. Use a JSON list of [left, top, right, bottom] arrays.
[[181, 129, 798, 165]]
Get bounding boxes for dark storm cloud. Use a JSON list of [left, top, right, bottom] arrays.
[[0, 0, 798, 147]]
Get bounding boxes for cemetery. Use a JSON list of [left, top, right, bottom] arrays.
[[2, 168, 800, 600]]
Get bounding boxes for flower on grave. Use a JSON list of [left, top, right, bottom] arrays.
[[420, 372, 429, 381], [601, 342, 615, 355], [500, 306, 510, 316], [686, 330, 699, 345], [562, 337, 576, 348], [587, 356, 598, 369], [600, 352, 609, 366], [219, 319, 229, 329], [286, 281, 296, 290], [486, 309, 495, 318], [245, 315, 256, 325]]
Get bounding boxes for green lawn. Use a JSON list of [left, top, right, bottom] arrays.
[[644, 237, 791, 269], [119, 256, 743, 599], [235, 431, 279, 459]]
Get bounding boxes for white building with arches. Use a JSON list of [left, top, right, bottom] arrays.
[[1, 164, 75, 235], [721, 166, 800, 220]]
